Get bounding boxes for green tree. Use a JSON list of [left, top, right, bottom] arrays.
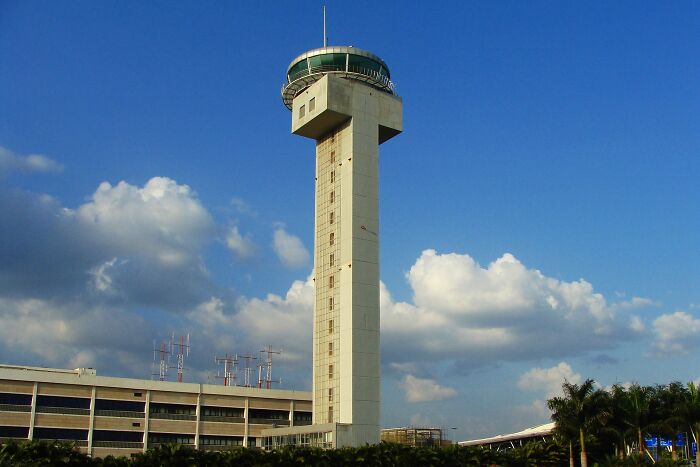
[[650, 382, 689, 462], [682, 381, 700, 467], [548, 379, 609, 467], [619, 383, 655, 459]]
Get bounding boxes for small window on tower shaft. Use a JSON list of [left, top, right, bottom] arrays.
[[329, 275, 334, 288], [329, 232, 334, 245], [328, 342, 333, 356], [329, 253, 334, 266], [330, 191, 335, 203], [328, 388, 333, 402], [309, 97, 316, 112], [330, 151, 335, 164], [328, 364, 334, 379], [329, 319, 334, 334], [328, 406, 334, 423], [299, 104, 305, 118], [330, 170, 335, 183], [328, 296, 333, 310], [329, 211, 334, 224]]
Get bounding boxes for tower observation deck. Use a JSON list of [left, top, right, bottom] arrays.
[[264, 45, 402, 449], [281, 46, 397, 110]]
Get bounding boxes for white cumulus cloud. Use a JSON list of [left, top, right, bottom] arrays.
[[517, 362, 582, 398], [400, 374, 457, 402], [0, 146, 63, 175], [272, 227, 310, 268], [652, 311, 700, 354], [381, 250, 646, 368], [226, 226, 256, 259], [187, 276, 314, 364], [76, 177, 214, 267]]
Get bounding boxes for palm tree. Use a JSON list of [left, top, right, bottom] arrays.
[[683, 381, 700, 467], [548, 394, 578, 467], [649, 382, 689, 462], [548, 379, 609, 467], [619, 383, 654, 459], [602, 384, 632, 460]]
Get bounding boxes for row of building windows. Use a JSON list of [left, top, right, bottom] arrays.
[[150, 403, 195, 415], [35, 427, 88, 440], [0, 426, 29, 438], [0, 394, 304, 422], [201, 406, 244, 418], [200, 435, 243, 446], [248, 409, 288, 420], [0, 392, 32, 405], [36, 395, 90, 410], [293, 411, 312, 422], [93, 430, 142, 442], [148, 433, 194, 445], [95, 399, 144, 412]]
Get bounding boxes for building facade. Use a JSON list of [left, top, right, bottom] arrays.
[[0, 364, 311, 458], [264, 46, 402, 448], [381, 427, 445, 447]]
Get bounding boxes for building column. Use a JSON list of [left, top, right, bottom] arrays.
[[87, 386, 96, 456], [243, 397, 249, 447], [143, 390, 151, 452], [194, 386, 201, 449], [28, 382, 38, 440], [289, 400, 295, 427]]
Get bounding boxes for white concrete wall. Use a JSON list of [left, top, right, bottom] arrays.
[[291, 74, 402, 446]]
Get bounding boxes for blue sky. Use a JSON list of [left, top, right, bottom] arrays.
[[1, 1, 699, 440]]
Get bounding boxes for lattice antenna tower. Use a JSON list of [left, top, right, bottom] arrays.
[[215, 353, 239, 387], [241, 353, 257, 388], [151, 339, 171, 381], [257, 345, 282, 389], [169, 333, 190, 383]]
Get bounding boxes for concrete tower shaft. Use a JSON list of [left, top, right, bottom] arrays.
[[291, 73, 402, 446]]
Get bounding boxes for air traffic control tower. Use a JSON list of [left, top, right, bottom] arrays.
[[263, 47, 402, 449]]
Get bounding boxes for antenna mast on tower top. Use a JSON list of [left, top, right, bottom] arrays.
[[323, 6, 327, 47]]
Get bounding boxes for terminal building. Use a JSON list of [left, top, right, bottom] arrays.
[[458, 423, 555, 451], [380, 427, 446, 447], [0, 364, 311, 458]]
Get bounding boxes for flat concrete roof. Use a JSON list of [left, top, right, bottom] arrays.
[[0, 364, 311, 401]]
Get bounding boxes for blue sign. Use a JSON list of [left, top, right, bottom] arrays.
[[645, 434, 686, 448]]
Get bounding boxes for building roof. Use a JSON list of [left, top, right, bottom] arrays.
[[458, 422, 555, 447], [0, 364, 312, 401]]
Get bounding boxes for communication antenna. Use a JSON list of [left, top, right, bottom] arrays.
[[323, 5, 327, 47], [151, 339, 170, 381], [215, 354, 239, 387], [258, 345, 282, 389], [169, 333, 190, 383], [242, 353, 257, 388]]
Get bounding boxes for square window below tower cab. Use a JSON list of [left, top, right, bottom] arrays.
[[309, 97, 315, 112]]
